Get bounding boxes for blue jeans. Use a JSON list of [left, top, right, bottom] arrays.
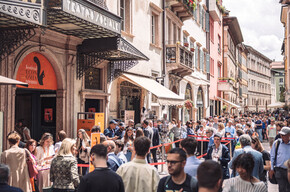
[[256, 128, 263, 142]]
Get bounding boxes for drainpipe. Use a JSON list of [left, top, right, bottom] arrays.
[[162, 0, 166, 80]]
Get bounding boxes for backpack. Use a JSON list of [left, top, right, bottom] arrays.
[[164, 175, 197, 191]]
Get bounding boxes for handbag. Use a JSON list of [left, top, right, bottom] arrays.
[[27, 158, 38, 178], [268, 140, 281, 184]]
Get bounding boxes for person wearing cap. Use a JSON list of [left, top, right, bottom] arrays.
[[104, 120, 118, 140], [115, 122, 125, 140], [269, 127, 290, 192], [205, 132, 230, 179]]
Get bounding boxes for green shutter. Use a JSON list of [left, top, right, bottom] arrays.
[[200, 49, 203, 70], [206, 53, 210, 73], [199, 5, 202, 24], [205, 12, 209, 32], [195, 46, 198, 69]]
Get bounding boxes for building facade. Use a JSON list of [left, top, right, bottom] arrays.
[[271, 61, 285, 102], [246, 45, 272, 112]]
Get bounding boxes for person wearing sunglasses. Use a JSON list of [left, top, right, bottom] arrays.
[[157, 148, 198, 192]]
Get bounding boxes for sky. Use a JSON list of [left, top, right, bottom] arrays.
[[223, 0, 284, 61]]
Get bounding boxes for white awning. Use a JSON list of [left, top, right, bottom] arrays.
[[268, 102, 285, 108], [217, 97, 242, 109], [0, 75, 28, 87], [122, 74, 184, 106]]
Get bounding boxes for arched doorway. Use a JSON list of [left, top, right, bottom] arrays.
[[184, 83, 192, 122], [119, 81, 142, 123], [197, 87, 204, 120], [15, 52, 58, 141]]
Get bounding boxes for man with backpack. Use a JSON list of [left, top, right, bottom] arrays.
[[269, 127, 290, 192], [157, 148, 198, 192]]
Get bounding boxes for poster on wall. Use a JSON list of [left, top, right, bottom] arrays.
[[89, 133, 100, 172], [16, 52, 57, 90], [125, 110, 134, 126], [88, 108, 96, 119], [44, 108, 53, 122]]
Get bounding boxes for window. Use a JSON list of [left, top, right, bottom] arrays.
[[210, 17, 214, 42], [280, 78, 284, 83], [120, 0, 131, 33], [210, 58, 214, 76], [151, 15, 156, 44], [197, 47, 201, 70], [218, 65, 221, 78], [218, 35, 221, 54]]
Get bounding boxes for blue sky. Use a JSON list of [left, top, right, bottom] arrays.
[[223, 0, 283, 61]]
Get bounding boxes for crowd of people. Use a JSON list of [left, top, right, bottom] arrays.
[[0, 112, 289, 192]]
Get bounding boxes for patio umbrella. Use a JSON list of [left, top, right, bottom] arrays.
[[0, 75, 28, 87]]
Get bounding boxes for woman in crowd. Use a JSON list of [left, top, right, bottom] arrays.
[[205, 133, 230, 179], [217, 123, 225, 137], [251, 136, 271, 185], [223, 153, 267, 192], [0, 132, 31, 192], [36, 133, 55, 192], [50, 138, 79, 192], [186, 121, 195, 136], [121, 127, 134, 161], [196, 125, 206, 155], [25, 139, 39, 192], [54, 130, 67, 153], [76, 129, 91, 175]]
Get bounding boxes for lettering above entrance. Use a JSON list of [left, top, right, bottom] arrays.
[[16, 52, 57, 90]]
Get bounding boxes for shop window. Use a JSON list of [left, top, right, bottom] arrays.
[[85, 68, 102, 90]]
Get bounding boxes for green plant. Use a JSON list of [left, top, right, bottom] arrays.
[[222, 105, 227, 111], [184, 99, 194, 109], [186, 0, 197, 11]]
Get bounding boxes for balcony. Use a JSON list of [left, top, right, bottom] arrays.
[[166, 0, 194, 21], [209, 0, 222, 21], [166, 43, 194, 77], [217, 78, 234, 92]]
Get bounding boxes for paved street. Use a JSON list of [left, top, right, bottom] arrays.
[[156, 141, 279, 191]]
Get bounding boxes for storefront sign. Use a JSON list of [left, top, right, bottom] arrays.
[[125, 110, 134, 126], [0, 0, 45, 26], [63, 0, 120, 34], [16, 52, 57, 90]]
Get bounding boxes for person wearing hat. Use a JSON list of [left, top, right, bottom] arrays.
[[115, 122, 125, 140], [205, 132, 230, 179], [269, 127, 290, 192], [104, 120, 118, 140]]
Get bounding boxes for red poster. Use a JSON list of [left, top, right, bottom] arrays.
[[88, 108, 96, 118], [44, 108, 53, 122]]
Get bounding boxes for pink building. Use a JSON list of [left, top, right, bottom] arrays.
[[209, 0, 223, 116]]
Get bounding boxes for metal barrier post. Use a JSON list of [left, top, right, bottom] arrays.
[[201, 137, 204, 156], [159, 138, 167, 175], [229, 140, 232, 158]]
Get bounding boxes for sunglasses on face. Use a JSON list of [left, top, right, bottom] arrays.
[[166, 160, 183, 165]]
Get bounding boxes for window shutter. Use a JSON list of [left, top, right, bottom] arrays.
[[206, 53, 210, 73], [195, 46, 198, 68], [199, 5, 202, 24], [193, 7, 196, 19], [200, 49, 203, 71], [205, 12, 209, 32]]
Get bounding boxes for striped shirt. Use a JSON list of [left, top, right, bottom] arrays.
[[223, 176, 267, 192]]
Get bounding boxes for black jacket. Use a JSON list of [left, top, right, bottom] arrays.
[[152, 127, 160, 147], [205, 144, 230, 179]]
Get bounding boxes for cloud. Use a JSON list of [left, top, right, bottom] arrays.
[[223, 0, 283, 61]]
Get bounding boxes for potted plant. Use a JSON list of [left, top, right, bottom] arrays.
[[190, 47, 195, 52], [184, 100, 194, 109], [222, 105, 227, 111], [184, 42, 189, 47]]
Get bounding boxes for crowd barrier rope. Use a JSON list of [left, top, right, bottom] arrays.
[[77, 135, 234, 168]]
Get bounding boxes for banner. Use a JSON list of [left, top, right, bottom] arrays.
[[89, 133, 100, 172], [125, 110, 134, 126]]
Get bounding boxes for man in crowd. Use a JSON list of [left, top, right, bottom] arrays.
[[142, 120, 153, 162], [0, 164, 23, 192], [115, 140, 127, 164], [206, 127, 215, 149], [197, 160, 222, 192], [255, 116, 263, 142], [104, 120, 118, 140], [77, 144, 124, 192], [269, 127, 290, 192], [103, 140, 123, 172], [115, 122, 125, 139], [180, 137, 201, 178], [117, 136, 160, 192], [229, 134, 263, 179], [213, 117, 219, 129], [157, 148, 198, 192], [149, 120, 160, 168], [267, 118, 276, 148], [225, 120, 235, 138], [126, 119, 135, 129]]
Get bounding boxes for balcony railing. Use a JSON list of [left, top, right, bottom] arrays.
[[166, 43, 194, 77], [166, 0, 194, 21]]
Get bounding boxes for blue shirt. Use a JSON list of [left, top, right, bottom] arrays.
[[208, 135, 214, 149], [184, 156, 201, 178], [229, 146, 264, 179], [115, 127, 125, 139], [107, 152, 123, 172], [225, 126, 235, 138], [255, 120, 262, 129], [104, 127, 115, 138], [270, 139, 290, 170], [187, 127, 195, 136]]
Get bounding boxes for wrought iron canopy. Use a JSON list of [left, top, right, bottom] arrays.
[[77, 37, 149, 61], [47, 0, 121, 38]]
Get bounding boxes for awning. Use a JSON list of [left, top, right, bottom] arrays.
[[122, 74, 184, 106], [0, 75, 28, 87], [268, 102, 285, 108], [217, 97, 242, 109]]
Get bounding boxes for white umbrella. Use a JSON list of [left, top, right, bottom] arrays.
[[0, 75, 28, 87], [268, 102, 285, 108]]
